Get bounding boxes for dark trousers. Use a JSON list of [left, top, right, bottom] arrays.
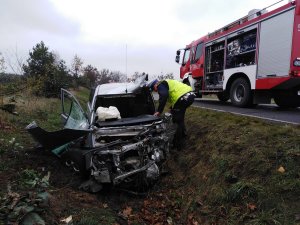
[[171, 93, 195, 149]]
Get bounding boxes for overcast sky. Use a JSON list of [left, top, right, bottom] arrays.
[[0, 0, 288, 79]]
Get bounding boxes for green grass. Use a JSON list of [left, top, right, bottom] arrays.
[[1, 86, 299, 224], [75, 208, 117, 225], [167, 107, 300, 224]]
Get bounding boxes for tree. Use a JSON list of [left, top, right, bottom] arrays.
[[22, 41, 70, 97], [109, 71, 126, 83], [23, 41, 56, 78], [3, 46, 24, 75], [0, 52, 6, 74], [158, 73, 174, 80], [131, 72, 148, 82], [97, 69, 111, 84], [71, 54, 84, 78], [81, 65, 99, 88]]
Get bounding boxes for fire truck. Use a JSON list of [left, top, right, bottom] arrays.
[[175, 0, 300, 107]]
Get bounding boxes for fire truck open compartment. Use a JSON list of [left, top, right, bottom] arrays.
[[205, 40, 225, 89], [204, 28, 257, 90]]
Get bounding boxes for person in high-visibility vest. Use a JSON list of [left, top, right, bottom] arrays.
[[148, 79, 195, 150]]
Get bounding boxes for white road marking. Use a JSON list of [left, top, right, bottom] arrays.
[[193, 105, 299, 125]]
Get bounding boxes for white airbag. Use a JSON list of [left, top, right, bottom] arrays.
[[96, 106, 121, 121]]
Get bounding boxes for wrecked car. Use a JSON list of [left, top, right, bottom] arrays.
[[26, 75, 176, 192]]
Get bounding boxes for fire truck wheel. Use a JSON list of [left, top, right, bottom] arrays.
[[183, 79, 190, 86], [274, 91, 300, 108], [230, 78, 252, 107], [217, 92, 229, 102]]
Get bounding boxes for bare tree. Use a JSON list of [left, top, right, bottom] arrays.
[[131, 72, 148, 82], [71, 54, 84, 78], [81, 65, 100, 87], [97, 68, 110, 84], [0, 52, 6, 73], [109, 71, 127, 83], [158, 72, 174, 80], [3, 46, 24, 75]]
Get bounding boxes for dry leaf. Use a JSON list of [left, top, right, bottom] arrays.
[[192, 220, 199, 225], [60, 215, 72, 224], [122, 206, 133, 218], [167, 217, 173, 224], [247, 203, 257, 211], [277, 166, 285, 173]]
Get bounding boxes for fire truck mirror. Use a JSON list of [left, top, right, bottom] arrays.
[[175, 55, 180, 63], [176, 50, 181, 55]]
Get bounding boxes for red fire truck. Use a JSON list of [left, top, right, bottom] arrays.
[[175, 0, 300, 107]]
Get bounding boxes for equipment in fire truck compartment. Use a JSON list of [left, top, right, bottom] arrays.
[[205, 41, 225, 89], [226, 31, 257, 69]]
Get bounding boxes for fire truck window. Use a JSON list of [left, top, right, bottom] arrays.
[[192, 42, 204, 64], [183, 49, 190, 65]]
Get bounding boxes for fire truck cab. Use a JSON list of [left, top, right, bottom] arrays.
[[176, 0, 300, 107]]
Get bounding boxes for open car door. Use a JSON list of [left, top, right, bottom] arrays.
[[61, 89, 89, 130], [26, 89, 91, 150]]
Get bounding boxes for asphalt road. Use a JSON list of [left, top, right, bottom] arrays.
[[193, 98, 300, 125]]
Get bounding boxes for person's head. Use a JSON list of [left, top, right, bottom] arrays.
[[148, 79, 159, 92]]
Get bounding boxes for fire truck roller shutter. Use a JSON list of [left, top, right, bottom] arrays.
[[257, 8, 295, 78]]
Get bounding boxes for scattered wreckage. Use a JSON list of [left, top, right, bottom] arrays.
[[26, 76, 176, 192]]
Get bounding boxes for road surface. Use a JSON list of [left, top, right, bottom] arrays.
[[193, 98, 300, 125]]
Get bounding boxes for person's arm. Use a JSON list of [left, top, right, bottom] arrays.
[[156, 81, 169, 115]]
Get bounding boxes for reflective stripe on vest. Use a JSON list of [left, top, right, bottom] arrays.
[[165, 79, 193, 107]]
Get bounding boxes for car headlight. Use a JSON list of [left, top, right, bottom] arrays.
[[294, 58, 300, 67]]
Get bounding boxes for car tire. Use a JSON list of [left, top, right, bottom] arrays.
[[62, 149, 89, 178], [230, 78, 252, 107], [183, 79, 190, 86]]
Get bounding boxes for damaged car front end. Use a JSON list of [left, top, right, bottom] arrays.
[[26, 76, 175, 192]]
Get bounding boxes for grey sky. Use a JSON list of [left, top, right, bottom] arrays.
[[0, 0, 287, 79]]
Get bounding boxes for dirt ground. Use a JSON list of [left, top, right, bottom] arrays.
[[1, 143, 193, 225]]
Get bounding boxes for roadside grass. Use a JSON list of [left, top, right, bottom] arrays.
[[0, 86, 299, 224], [70, 86, 91, 111], [168, 107, 300, 224]]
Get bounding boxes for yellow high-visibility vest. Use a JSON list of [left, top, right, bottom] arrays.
[[165, 79, 192, 107]]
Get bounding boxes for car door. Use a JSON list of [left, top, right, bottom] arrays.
[[61, 89, 90, 130]]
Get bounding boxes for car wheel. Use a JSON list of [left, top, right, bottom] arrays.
[[62, 149, 89, 178], [183, 79, 190, 86], [230, 78, 252, 107]]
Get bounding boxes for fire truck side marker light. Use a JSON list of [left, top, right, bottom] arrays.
[[294, 58, 300, 67]]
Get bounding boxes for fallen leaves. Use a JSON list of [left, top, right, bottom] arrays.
[[122, 206, 133, 218], [247, 203, 257, 211], [277, 166, 285, 173], [60, 215, 72, 224]]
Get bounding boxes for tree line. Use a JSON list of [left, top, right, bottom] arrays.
[[0, 41, 173, 97]]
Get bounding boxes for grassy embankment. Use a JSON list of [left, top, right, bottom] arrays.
[[0, 87, 299, 224]]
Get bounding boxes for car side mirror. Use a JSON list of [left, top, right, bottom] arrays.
[[176, 50, 181, 56], [175, 55, 180, 63]]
